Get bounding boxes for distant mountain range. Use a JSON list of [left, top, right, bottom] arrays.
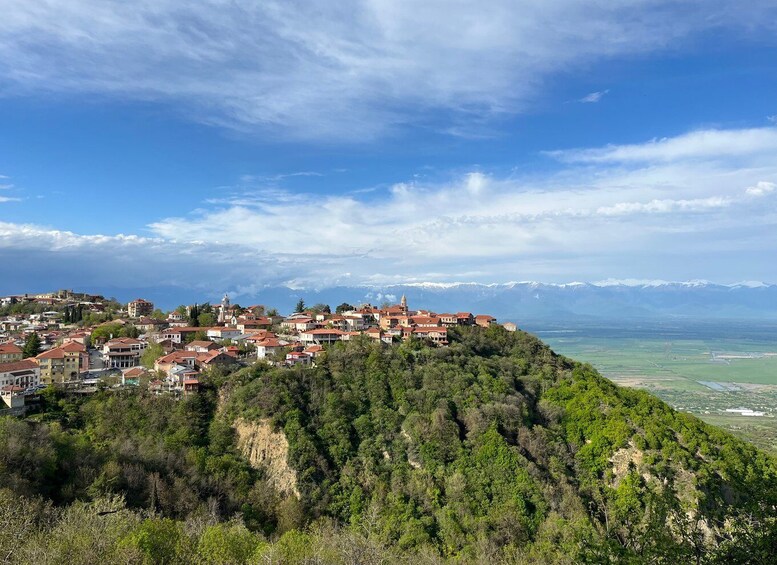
[[84, 280, 777, 321]]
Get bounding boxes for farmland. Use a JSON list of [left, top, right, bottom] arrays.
[[525, 320, 777, 453]]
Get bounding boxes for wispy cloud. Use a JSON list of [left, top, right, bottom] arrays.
[[1, 2, 775, 140], [241, 172, 324, 183], [579, 89, 609, 103], [546, 127, 777, 163]]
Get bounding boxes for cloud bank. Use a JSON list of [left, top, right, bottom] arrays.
[[2, 126, 777, 294]]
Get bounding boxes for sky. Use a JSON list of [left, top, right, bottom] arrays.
[[1, 1, 777, 300]]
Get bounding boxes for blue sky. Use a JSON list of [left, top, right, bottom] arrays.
[[1, 1, 777, 299]]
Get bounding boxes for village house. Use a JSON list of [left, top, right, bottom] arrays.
[[0, 342, 23, 364], [503, 322, 517, 332], [410, 315, 441, 328], [135, 317, 166, 333], [302, 344, 324, 358], [438, 313, 458, 327], [37, 341, 89, 384], [155, 350, 199, 374], [206, 327, 243, 341], [364, 327, 393, 344], [412, 326, 449, 345], [198, 350, 237, 370], [456, 312, 475, 326], [182, 378, 200, 395], [280, 318, 316, 332], [185, 340, 219, 353], [121, 366, 148, 386], [256, 337, 287, 360], [243, 330, 275, 346], [127, 298, 154, 318], [155, 349, 236, 377], [0, 359, 40, 391], [298, 328, 346, 345], [234, 316, 273, 332], [475, 315, 497, 328], [285, 351, 311, 366], [63, 330, 91, 348], [102, 337, 146, 369], [166, 312, 189, 327], [161, 327, 201, 344]]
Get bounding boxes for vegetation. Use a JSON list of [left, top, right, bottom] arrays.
[[90, 323, 139, 343], [335, 302, 354, 314], [140, 342, 165, 369], [1, 327, 775, 563], [22, 332, 41, 358]]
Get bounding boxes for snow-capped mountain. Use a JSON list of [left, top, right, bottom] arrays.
[[85, 280, 777, 321], [234, 280, 777, 321]]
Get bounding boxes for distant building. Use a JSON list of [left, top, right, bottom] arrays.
[[127, 299, 154, 318], [475, 315, 497, 328], [121, 366, 148, 386], [0, 359, 40, 391], [0, 343, 23, 364], [503, 322, 517, 332], [36, 342, 88, 384], [102, 337, 146, 369]]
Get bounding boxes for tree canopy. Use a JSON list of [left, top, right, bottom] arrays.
[[1, 326, 776, 563]]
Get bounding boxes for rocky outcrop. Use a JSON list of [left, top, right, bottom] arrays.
[[234, 418, 299, 497]]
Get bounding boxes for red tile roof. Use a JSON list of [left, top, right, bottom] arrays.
[[0, 343, 22, 355], [0, 359, 39, 372]]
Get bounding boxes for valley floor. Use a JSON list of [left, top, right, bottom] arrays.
[[527, 319, 777, 453]]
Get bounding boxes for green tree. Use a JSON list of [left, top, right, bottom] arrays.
[[189, 304, 200, 327], [294, 299, 306, 313], [197, 521, 264, 564], [335, 303, 355, 314], [22, 333, 41, 358], [140, 342, 164, 369], [198, 312, 217, 327], [119, 518, 189, 563], [310, 303, 331, 314]]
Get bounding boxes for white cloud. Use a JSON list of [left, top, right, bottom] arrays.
[[746, 181, 776, 197], [3, 126, 777, 289], [579, 90, 609, 103], [547, 127, 777, 163], [142, 126, 777, 282], [0, 1, 775, 140]]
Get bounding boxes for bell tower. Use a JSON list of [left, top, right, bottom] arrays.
[[218, 293, 230, 324]]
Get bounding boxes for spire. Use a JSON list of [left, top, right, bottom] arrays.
[[400, 294, 407, 311]]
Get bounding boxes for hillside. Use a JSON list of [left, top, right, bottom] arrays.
[[1, 327, 775, 563]]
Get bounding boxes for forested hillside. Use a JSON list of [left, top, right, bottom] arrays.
[[1, 327, 775, 563]]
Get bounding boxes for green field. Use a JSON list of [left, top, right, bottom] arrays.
[[533, 324, 777, 452]]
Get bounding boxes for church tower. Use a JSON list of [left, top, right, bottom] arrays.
[[400, 294, 408, 312], [218, 293, 230, 324]]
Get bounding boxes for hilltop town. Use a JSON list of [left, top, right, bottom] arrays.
[[0, 290, 513, 411]]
